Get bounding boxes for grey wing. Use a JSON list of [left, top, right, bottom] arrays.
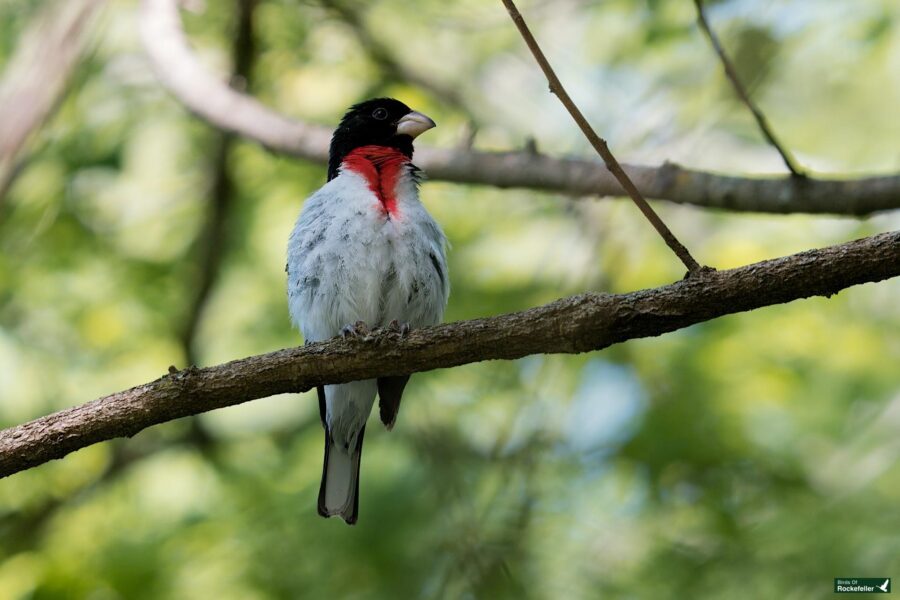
[[287, 193, 338, 343], [420, 216, 450, 325], [376, 216, 448, 429]]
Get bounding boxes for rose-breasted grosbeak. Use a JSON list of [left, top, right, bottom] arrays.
[[287, 98, 449, 524]]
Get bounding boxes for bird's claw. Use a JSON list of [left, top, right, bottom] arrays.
[[387, 319, 411, 337], [341, 320, 371, 339], [342, 320, 408, 340]]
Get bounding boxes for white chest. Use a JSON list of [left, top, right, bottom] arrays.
[[287, 170, 448, 342]]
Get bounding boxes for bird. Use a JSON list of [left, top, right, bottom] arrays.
[[286, 98, 449, 524]]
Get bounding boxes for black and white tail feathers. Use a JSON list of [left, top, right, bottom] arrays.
[[317, 424, 365, 524], [315, 380, 410, 524]]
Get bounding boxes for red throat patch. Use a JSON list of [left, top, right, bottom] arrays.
[[341, 146, 410, 218]]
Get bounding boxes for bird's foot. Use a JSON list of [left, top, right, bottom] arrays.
[[387, 319, 411, 337], [341, 320, 371, 339]]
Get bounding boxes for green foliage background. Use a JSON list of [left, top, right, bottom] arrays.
[[1, 0, 899, 598]]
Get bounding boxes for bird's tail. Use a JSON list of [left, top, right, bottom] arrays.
[[317, 425, 366, 525]]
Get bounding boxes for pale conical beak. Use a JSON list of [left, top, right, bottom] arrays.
[[395, 111, 436, 138]]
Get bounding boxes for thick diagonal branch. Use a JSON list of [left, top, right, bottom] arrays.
[[1, 230, 897, 479], [0, 0, 105, 204], [694, 0, 805, 177], [137, 0, 899, 215], [500, 0, 701, 272]]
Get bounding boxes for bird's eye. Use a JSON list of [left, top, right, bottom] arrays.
[[372, 108, 389, 120]]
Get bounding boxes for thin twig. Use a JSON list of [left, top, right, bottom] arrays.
[[179, 0, 257, 366], [693, 0, 805, 178], [177, 0, 260, 451], [499, 0, 702, 273]]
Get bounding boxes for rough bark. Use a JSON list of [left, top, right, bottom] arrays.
[[139, 0, 900, 216], [0, 230, 897, 479]]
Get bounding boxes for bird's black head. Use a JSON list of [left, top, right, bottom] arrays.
[[328, 98, 436, 180]]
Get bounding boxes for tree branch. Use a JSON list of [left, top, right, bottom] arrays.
[[693, 0, 805, 178], [1, 230, 897, 478], [137, 0, 899, 216], [0, 0, 248, 541]]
